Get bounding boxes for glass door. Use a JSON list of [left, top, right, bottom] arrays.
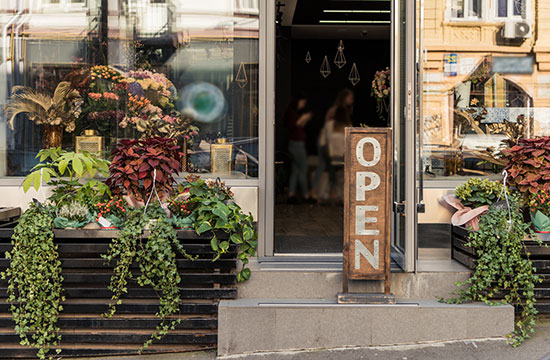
[[391, 0, 416, 272]]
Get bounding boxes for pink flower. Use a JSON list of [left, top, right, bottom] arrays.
[[162, 115, 175, 124]]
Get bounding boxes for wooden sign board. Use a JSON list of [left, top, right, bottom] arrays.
[[341, 128, 393, 301]]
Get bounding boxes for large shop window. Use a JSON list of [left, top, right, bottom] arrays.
[[0, 0, 259, 178], [422, 0, 545, 181]]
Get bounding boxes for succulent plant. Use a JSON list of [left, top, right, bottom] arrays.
[[57, 201, 89, 222]]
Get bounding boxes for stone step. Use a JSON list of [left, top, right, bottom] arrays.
[[218, 299, 514, 356]]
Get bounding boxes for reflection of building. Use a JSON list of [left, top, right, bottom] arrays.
[[422, 0, 550, 155], [0, 0, 259, 176]]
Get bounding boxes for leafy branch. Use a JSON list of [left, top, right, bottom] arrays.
[[1, 203, 63, 359]]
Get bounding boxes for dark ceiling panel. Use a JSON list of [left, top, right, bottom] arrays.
[[292, 0, 391, 25]]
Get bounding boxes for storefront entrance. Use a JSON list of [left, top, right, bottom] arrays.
[[262, 0, 418, 271]]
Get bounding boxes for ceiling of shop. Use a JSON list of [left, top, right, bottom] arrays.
[[277, 0, 391, 39]]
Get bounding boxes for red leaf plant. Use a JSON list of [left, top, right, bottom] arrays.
[[503, 136, 550, 195], [106, 137, 183, 201]]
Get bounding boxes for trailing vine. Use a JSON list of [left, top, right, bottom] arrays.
[[102, 205, 195, 350], [137, 217, 194, 350], [102, 207, 145, 317], [444, 196, 542, 346], [1, 203, 63, 359]]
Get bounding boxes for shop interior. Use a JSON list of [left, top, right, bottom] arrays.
[[274, 0, 391, 253]]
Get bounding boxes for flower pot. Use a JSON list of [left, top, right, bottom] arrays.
[[535, 232, 550, 242], [530, 210, 550, 233], [43, 124, 63, 148]]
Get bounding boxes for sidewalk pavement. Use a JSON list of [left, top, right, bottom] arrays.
[[79, 318, 550, 360]]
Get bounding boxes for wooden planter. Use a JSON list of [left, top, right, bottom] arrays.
[[0, 227, 238, 358], [451, 225, 550, 313]]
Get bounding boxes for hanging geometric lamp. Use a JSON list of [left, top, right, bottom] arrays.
[[305, 51, 312, 64], [320, 55, 331, 78], [334, 40, 346, 69], [235, 62, 248, 88], [349, 63, 360, 86]]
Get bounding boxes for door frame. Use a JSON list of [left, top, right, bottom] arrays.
[[260, 0, 418, 269], [390, 0, 417, 272]]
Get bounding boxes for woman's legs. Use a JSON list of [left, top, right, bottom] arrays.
[[288, 140, 309, 197]]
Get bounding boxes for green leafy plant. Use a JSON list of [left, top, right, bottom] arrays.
[[443, 196, 542, 346], [136, 217, 194, 350], [1, 203, 64, 359], [504, 137, 550, 195], [106, 137, 183, 201], [102, 208, 145, 318], [455, 178, 504, 208], [23, 148, 111, 207], [102, 205, 195, 351], [180, 175, 257, 282]]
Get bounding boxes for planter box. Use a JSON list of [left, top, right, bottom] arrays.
[[451, 225, 550, 313], [0, 226, 238, 358]]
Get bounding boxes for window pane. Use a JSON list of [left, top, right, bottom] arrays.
[[498, 0, 508, 17], [469, 0, 481, 18], [513, 0, 524, 17], [451, 0, 465, 18], [0, 1, 259, 178]]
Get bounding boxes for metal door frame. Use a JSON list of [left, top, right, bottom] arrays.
[[261, 0, 418, 269], [390, 0, 417, 272]]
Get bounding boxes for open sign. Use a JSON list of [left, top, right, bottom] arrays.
[[343, 128, 392, 290]]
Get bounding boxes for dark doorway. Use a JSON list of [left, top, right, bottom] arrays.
[[274, 0, 391, 253]]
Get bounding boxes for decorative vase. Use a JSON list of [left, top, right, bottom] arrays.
[[43, 124, 63, 148]]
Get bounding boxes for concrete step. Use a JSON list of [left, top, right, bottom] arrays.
[[218, 299, 514, 356]]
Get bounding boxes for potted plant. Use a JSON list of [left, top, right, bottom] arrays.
[[444, 177, 504, 230], [528, 190, 550, 238], [21, 147, 111, 209], [503, 136, 550, 195], [106, 137, 183, 203], [4, 81, 83, 148], [93, 197, 127, 229], [54, 200, 93, 229], [167, 197, 194, 229]]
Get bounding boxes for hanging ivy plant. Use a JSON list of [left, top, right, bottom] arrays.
[[1, 203, 63, 359], [102, 204, 195, 350], [444, 196, 542, 346], [137, 217, 194, 350], [102, 207, 145, 318]]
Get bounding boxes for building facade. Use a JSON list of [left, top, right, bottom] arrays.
[[0, 0, 546, 274]]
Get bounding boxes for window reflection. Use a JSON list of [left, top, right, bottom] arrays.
[[423, 0, 539, 179], [0, 0, 259, 178]]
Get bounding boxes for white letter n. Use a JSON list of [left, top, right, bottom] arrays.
[[355, 239, 379, 270]]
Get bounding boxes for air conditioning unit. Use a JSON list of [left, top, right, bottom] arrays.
[[502, 20, 531, 39]]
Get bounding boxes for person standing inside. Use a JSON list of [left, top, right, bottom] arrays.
[[311, 89, 354, 199], [284, 94, 314, 203]]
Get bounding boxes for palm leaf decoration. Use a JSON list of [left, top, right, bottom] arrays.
[[4, 81, 80, 132]]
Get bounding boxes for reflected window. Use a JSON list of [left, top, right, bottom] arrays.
[[450, 0, 482, 20], [498, 0, 527, 19]]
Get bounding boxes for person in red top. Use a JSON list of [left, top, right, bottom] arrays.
[[283, 94, 313, 203]]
